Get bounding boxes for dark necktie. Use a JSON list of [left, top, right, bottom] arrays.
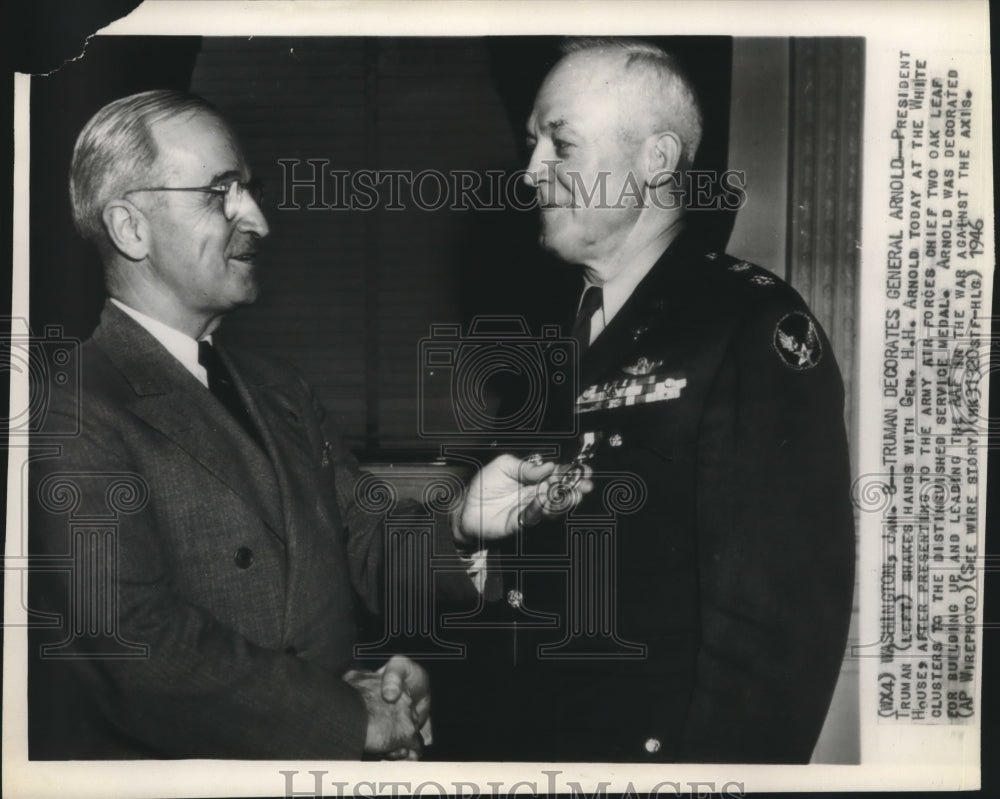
[[570, 285, 603, 355], [197, 340, 265, 450]]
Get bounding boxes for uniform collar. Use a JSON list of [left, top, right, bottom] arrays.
[[582, 223, 688, 342], [577, 226, 705, 387]]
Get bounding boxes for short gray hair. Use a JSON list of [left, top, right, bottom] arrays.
[[70, 89, 219, 244], [559, 37, 704, 169]]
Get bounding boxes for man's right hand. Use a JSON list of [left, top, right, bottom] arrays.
[[343, 667, 422, 757], [453, 453, 593, 550]]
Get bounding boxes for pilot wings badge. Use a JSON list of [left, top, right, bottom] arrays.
[[773, 311, 822, 370], [622, 356, 663, 376]]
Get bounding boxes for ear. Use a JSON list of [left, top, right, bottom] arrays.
[[101, 199, 151, 261], [644, 131, 683, 188]]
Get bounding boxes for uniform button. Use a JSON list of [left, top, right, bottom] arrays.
[[609, 433, 623, 448], [234, 546, 254, 569], [506, 589, 523, 608], [644, 737, 661, 754]]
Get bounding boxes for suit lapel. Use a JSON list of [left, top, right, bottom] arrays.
[[235, 368, 346, 636], [93, 303, 285, 539], [239, 376, 319, 549]]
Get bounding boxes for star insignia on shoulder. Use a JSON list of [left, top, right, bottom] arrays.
[[772, 311, 823, 370], [750, 274, 775, 287], [729, 260, 752, 272]]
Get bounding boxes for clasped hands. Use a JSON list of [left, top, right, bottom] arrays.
[[346, 454, 592, 759], [344, 655, 430, 760]]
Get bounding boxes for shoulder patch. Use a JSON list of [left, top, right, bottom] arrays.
[[772, 311, 822, 370]]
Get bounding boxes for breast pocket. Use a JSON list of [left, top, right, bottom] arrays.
[[585, 398, 684, 466]]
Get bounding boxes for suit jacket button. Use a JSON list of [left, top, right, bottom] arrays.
[[644, 737, 661, 754], [234, 546, 254, 569]]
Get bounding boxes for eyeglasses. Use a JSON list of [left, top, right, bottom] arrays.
[[125, 178, 264, 221]]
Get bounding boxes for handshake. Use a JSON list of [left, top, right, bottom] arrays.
[[343, 453, 594, 759], [344, 656, 430, 760]]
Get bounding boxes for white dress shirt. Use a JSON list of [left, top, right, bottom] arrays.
[[111, 301, 486, 591], [579, 248, 665, 345], [111, 298, 211, 387]]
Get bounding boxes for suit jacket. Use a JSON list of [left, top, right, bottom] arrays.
[[28, 301, 460, 759], [433, 229, 855, 763]]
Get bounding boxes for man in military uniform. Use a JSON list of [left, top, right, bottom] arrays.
[[442, 38, 855, 763]]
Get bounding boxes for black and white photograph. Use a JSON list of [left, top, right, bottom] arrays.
[[3, 1, 992, 797]]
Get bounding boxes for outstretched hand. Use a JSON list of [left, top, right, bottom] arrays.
[[454, 453, 593, 550]]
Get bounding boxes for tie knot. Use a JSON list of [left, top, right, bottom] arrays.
[[571, 285, 604, 353], [579, 285, 603, 317], [198, 339, 218, 369]]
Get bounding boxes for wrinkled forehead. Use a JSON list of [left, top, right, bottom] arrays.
[[147, 109, 247, 183], [529, 50, 634, 131]]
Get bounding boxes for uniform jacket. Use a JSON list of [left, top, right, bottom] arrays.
[[434, 229, 856, 763], [28, 301, 466, 759]]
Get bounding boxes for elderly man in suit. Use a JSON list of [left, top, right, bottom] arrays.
[[28, 90, 572, 760], [440, 38, 856, 764]]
